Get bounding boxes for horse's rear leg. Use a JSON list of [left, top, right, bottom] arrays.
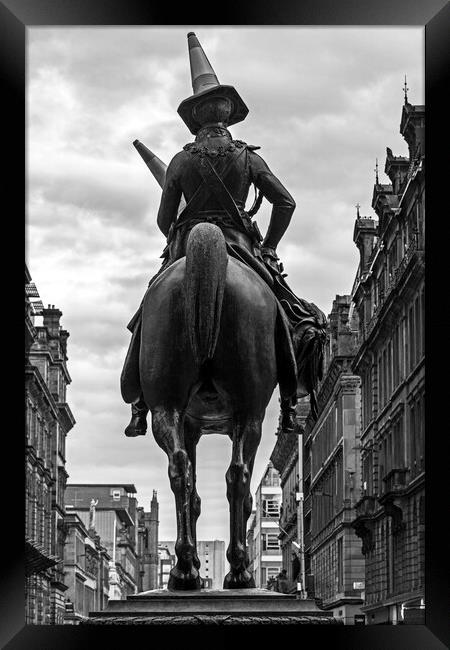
[[151, 407, 201, 591], [184, 420, 202, 573], [223, 417, 262, 589]]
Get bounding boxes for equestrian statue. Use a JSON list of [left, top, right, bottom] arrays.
[[120, 32, 327, 590]]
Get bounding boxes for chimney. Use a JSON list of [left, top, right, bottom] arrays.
[[150, 490, 159, 521], [353, 217, 378, 273], [42, 305, 62, 336]]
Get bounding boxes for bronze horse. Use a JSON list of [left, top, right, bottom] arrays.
[[139, 221, 294, 590]]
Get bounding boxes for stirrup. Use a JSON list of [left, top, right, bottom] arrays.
[[124, 414, 148, 437]]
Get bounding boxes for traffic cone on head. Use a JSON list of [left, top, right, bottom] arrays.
[[177, 32, 249, 135]]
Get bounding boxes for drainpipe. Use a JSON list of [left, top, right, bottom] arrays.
[[112, 517, 117, 564], [296, 429, 307, 599]]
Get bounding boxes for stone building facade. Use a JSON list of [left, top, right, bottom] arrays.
[[137, 490, 159, 591], [62, 513, 110, 623], [351, 98, 425, 625], [246, 462, 282, 588], [25, 266, 75, 624], [65, 484, 140, 600], [303, 295, 365, 624]]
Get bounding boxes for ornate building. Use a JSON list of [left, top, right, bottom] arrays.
[[351, 97, 425, 625], [25, 266, 75, 624], [62, 512, 110, 624], [65, 484, 140, 601], [303, 295, 365, 624], [246, 462, 282, 588], [137, 490, 159, 591]]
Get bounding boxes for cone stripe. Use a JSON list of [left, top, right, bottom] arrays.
[[188, 33, 220, 94]]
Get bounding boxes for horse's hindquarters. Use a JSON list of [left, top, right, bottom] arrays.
[[139, 254, 279, 416], [211, 258, 279, 414]]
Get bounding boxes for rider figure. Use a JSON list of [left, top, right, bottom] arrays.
[[122, 33, 326, 438]]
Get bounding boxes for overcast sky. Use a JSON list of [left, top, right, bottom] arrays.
[[27, 26, 423, 543]]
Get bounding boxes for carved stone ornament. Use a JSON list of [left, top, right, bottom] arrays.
[[382, 498, 406, 535], [352, 518, 375, 556], [85, 614, 339, 625]]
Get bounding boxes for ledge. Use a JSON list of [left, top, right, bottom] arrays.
[[85, 589, 340, 625]]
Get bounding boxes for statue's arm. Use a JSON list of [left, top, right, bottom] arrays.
[[156, 153, 184, 237], [249, 151, 296, 253]]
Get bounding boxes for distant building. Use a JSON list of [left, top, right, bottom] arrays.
[[137, 491, 159, 592], [158, 545, 175, 589], [246, 511, 256, 582], [159, 540, 226, 589], [270, 398, 310, 589], [303, 295, 365, 624], [65, 484, 139, 600], [25, 266, 75, 624], [247, 462, 282, 588], [196, 540, 226, 589], [351, 97, 425, 625], [62, 513, 110, 624]]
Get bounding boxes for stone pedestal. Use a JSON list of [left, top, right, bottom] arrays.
[[87, 588, 339, 625]]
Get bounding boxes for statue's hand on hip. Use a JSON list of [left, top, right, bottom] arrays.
[[263, 255, 280, 272], [261, 246, 281, 273]]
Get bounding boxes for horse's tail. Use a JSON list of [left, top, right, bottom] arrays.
[[185, 222, 228, 364]]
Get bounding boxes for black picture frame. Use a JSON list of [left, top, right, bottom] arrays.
[[2, 0, 448, 647]]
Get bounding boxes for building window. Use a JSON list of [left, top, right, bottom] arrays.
[[263, 499, 280, 518], [263, 534, 280, 551], [267, 567, 279, 581], [362, 449, 373, 495], [408, 305, 415, 373], [393, 416, 404, 469], [387, 341, 393, 399], [112, 490, 121, 501], [262, 466, 280, 487], [410, 393, 425, 477], [414, 296, 421, 364], [378, 355, 383, 408], [393, 324, 400, 388], [337, 537, 343, 592], [420, 287, 425, 359]]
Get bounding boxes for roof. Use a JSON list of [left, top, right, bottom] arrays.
[[67, 483, 137, 493], [25, 538, 60, 576]]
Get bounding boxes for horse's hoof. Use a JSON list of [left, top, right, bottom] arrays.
[[223, 570, 255, 589], [167, 566, 202, 591]]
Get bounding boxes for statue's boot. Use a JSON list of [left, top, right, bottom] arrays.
[[124, 396, 149, 437], [279, 397, 297, 433]]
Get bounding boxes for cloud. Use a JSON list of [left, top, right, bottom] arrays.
[[28, 26, 423, 541]]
